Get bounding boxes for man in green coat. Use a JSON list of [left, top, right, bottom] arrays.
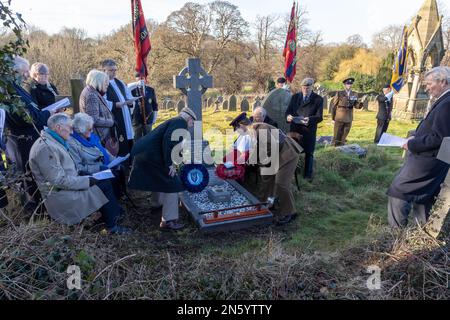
[[128, 107, 196, 231]]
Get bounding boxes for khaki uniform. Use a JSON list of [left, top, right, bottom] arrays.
[[331, 90, 363, 146], [250, 123, 302, 218]]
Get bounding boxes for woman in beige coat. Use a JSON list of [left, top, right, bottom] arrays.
[[29, 113, 130, 234]]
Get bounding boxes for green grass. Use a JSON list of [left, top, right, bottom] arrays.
[[156, 108, 418, 252]]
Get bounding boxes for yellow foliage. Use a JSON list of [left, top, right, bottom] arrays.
[[334, 49, 381, 82]]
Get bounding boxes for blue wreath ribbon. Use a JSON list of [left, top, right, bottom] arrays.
[[180, 164, 209, 193]]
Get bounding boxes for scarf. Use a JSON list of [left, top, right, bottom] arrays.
[[45, 128, 69, 151], [71, 131, 110, 165]]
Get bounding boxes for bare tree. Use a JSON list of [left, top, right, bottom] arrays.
[[346, 34, 366, 48], [371, 25, 403, 57]]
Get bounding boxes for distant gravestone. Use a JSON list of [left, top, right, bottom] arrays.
[[229, 95, 237, 111], [222, 100, 229, 111], [261, 88, 292, 133], [240, 97, 250, 112], [177, 99, 185, 113], [207, 97, 214, 108], [327, 98, 334, 114], [167, 100, 175, 110], [322, 96, 328, 113]]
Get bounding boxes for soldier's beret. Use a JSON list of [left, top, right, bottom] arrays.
[[277, 77, 287, 84], [343, 78, 355, 85], [230, 112, 251, 129]]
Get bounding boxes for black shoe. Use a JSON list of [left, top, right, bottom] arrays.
[[159, 220, 185, 232]]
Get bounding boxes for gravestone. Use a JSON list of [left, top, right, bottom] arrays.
[[207, 97, 214, 108], [253, 98, 262, 111], [322, 96, 328, 114], [222, 100, 229, 111], [261, 88, 292, 133], [229, 95, 237, 111], [240, 97, 250, 112], [167, 100, 175, 110], [426, 137, 450, 238], [177, 99, 185, 113], [70, 78, 84, 114]]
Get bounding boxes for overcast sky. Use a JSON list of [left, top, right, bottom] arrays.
[[11, 0, 445, 44]]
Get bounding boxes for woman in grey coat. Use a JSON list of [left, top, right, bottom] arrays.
[[68, 113, 125, 198]]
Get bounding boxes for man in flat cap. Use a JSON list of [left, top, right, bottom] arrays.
[[331, 77, 363, 146], [128, 107, 197, 231], [374, 84, 394, 143], [286, 78, 323, 180]]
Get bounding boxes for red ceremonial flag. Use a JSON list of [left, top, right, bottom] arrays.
[[283, 1, 297, 83], [131, 0, 151, 79]]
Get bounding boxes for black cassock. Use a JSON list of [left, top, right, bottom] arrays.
[[387, 91, 450, 204], [106, 79, 134, 157], [128, 117, 187, 194]]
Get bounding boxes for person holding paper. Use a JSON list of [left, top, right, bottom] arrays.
[[4, 56, 52, 213], [128, 107, 197, 231], [80, 70, 116, 148], [387, 66, 450, 228], [67, 113, 126, 199], [102, 59, 139, 157], [129, 73, 159, 140], [25, 62, 60, 109], [286, 77, 324, 180], [29, 113, 130, 235], [374, 85, 394, 144]]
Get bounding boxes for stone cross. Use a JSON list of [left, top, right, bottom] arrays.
[[174, 58, 213, 123]]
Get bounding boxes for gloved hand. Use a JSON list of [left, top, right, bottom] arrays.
[[89, 177, 98, 187]]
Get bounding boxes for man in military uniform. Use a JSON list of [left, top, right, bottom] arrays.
[[129, 73, 159, 140], [374, 85, 394, 143], [331, 78, 363, 146]]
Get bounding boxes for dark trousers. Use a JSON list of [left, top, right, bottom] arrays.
[[388, 196, 434, 228], [133, 124, 152, 142], [374, 119, 390, 143], [96, 180, 122, 229], [333, 121, 352, 146], [303, 152, 314, 178]]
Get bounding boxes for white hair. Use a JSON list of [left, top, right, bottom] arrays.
[[253, 107, 267, 118], [425, 66, 450, 85], [73, 113, 94, 134], [86, 69, 109, 92], [47, 113, 72, 130], [30, 62, 50, 78], [13, 56, 30, 72]]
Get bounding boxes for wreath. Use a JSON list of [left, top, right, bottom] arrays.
[[180, 164, 209, 193]]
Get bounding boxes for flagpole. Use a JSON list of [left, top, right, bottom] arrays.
[[139, 76, 147, 135]]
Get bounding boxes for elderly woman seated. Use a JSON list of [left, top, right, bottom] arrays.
[[25, 62, 60, 109], [29, 113, 131, 234], [67, 113, 125, 198]]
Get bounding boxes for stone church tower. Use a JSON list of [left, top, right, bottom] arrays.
[[392, 0, 445, 120]]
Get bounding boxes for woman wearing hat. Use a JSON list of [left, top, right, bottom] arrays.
[[128, 107, 196, 231], [331, 77, 363, 146]]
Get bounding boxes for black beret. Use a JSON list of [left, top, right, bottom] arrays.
[[230, 112, 251, 129], [277, 77, 287, 84], [343, 77, 355, 84]]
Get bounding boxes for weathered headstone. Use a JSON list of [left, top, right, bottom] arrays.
[[167, 100, 175, 110], [426, 137, 450, 238], [222, 100, 229, 111], [229, 95, 237, 111], [240, 97, 250, 112], [261, 88, 292, 133], [207, 97, 214, 108], [70, 78, 84, 114], [177, 99, 185, 113]]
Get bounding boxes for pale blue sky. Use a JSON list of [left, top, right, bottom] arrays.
[[11, 0, 444, 44]]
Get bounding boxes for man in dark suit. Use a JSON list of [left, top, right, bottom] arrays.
[[250, 107, 278, 128], [286, 78, 323, 180], [374, 85, 394, 143], [129, 74, 159, 140], [387, 66, 450, 228]]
